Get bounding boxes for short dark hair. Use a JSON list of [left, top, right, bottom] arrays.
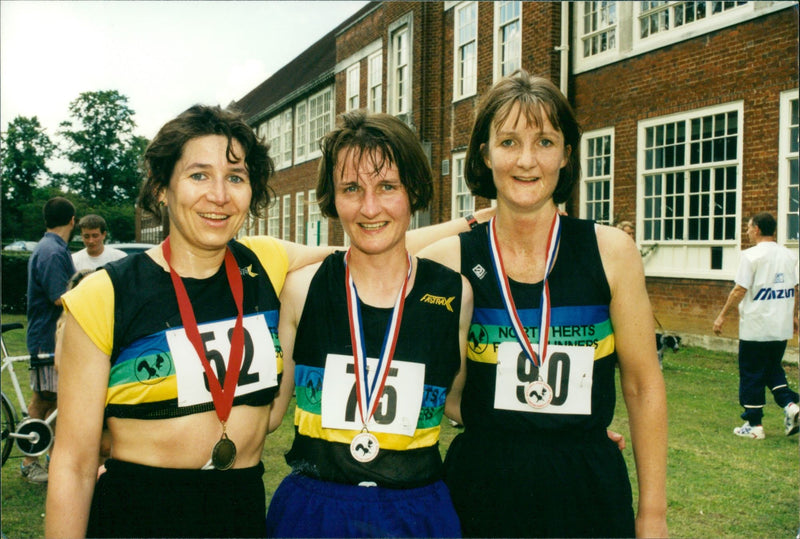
[[138, 105, 273, 218], [77, 214, 107, 234], [750, 212, 777, 236], [67, 268, 95, 290], [465, 70, 581, 204], [316, 109, 433, 218], [43, 197, 75, 228]]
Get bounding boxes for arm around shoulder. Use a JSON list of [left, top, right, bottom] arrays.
[[445, 275, 473, 425], [416, 235, 462, 273], [269, 263, 318, 433], [406, 207, 494, 255]]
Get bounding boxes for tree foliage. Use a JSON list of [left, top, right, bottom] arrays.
[[59, 90, 145, 206], [1, 116, 55, 205], [1, 116, 56, 239]]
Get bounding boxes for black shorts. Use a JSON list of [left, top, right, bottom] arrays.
[[87, 459, 266, 538], [444, 428, 634, 538]]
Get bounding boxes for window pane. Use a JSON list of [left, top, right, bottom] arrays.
[[643, 109, 739, 244]]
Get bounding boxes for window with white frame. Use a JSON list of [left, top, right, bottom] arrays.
[[308, 87, 332, 157], [389, 21, 410, 115], [779, 90, 799, 243], [368, 51, 383, 113], [638, 1, 748, 40], [582, 129, 614, 225], [258, 215, 266, 235], [282, 109, 293, 166], [295, 192, 305, 244], [454, 2, 477, 100], [451, 152, 474, 219], [575, 1, 787, 73], [268, 115, 282, 169], [267, 203, 280, 238], [307, 190, 328, 246], [580, 1, 617, 58], [295, 102, 307, 162], [257, 122, 270, 157], [347, 63, 360, 111], [282, 195, 291, 240], [295, 87, 333, 163], [495, 1, 521, 79], [641, 104, 741, 244]]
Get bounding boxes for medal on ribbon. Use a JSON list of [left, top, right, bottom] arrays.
[[163, 238, 245, 470], [488, 213, 561, 409], [344, 249, 411, 462]]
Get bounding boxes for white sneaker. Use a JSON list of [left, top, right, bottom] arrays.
[[733, 422, 765, 439], [784, 403, 800, 436], [20, 461, 48, 484]]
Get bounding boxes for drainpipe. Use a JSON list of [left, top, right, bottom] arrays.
[[554, 1, 570, 97], [554, 1, 570, 215]]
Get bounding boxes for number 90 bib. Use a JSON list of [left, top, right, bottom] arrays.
[[494, 342, 594, 415]]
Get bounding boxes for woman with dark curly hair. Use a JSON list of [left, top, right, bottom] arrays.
[[46, 105, 331, 538]]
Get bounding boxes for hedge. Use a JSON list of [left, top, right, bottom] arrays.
[[1, 251, 30, 314]]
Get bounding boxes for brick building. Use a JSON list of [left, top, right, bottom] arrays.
[[234, 1, 798, 348]]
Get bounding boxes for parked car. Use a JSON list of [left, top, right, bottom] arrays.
[[3, 240, 38, 252], [110, 243, 155, 256]]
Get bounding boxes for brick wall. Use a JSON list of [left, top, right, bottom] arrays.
[[263, 2, 797, 345], [571, 9, 798, 342]]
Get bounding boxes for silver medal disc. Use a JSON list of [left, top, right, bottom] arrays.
[[211, 436, 237, 470], [525, 380, 553, 409], [350, 431, 379, 462]]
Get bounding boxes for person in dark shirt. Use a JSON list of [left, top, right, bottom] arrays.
[[23, 196, 76, 484]]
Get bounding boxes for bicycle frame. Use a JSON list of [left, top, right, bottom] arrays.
[[2, 354, 58, 424], [2, 353, 34, 422], [1, 324, 57, 463]]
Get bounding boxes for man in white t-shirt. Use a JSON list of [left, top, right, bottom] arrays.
[[72, 214, 127, 271], [713, 212, 799, 439]]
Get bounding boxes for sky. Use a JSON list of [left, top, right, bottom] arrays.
[[0, 0, 369, 146]]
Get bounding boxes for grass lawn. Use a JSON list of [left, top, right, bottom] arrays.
[[2, 311, 798, 538]]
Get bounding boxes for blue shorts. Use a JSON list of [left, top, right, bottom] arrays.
[[266, 473, 461, 538]]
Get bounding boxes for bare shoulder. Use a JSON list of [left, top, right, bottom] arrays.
[[595, 223, 639, 260], [284, 261, 321, 296], [417, 235, 461, 272], [595, 223, 645, 292]]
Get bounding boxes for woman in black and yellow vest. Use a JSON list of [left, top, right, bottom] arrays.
[[46, 105, 332, 538], [267, 110, 473, 538]]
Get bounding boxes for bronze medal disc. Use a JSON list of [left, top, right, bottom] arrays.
[[211, 436, 237, 470]]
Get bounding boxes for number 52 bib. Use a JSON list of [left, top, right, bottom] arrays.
[[166, 313, 278, 408], [494, 342, 594, 415]]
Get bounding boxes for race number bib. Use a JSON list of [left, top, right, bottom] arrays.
[[494, 342, 593, 415], [166, 314, 278, 408], [321, 354, 424, 436]]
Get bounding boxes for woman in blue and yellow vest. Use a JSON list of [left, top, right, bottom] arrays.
[[419, 70, 668, 538], [266, 110, 473, 538]]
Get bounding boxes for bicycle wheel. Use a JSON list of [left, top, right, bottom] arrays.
[[1, 392, 16, 466]]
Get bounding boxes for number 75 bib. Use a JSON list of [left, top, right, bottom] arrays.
[[321, 354, 424, 436], [494, 342, 594, 415]]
